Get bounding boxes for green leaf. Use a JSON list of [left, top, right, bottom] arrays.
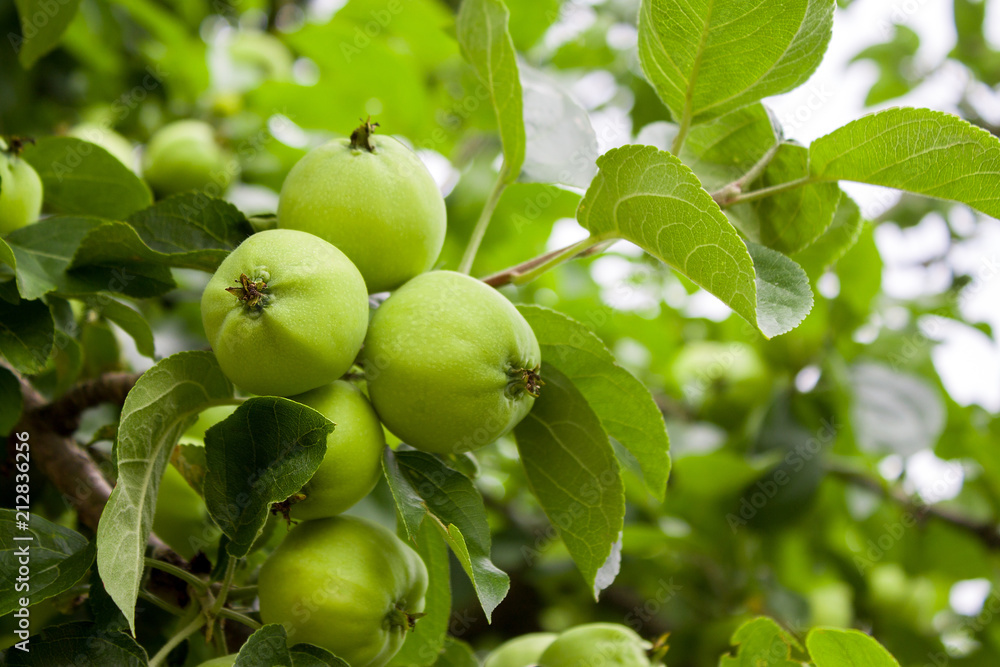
[[456, 0, 525, 181], [13, 0, 83, 67], [383, 448, 510, 621], [84, 296, 155, 359], [578, 144, 807, 338], [291, 643, 351, 667], [0, 366, 22, 436], [513, 366, 625, 598], [23, 138, 152, 220], [2, 621, 147, 666], [0, 511, 94, 616], [678, 103, 781, 190], [806, 628, 900, 667], [4, 218, 175, 300], [125, 193, 254, 267], [431, 637, 478, 667], [0, 297, 54, 375], [793, 194, 864, 276], [235, 624, 293, 666], [519, 62, 598, 188], [0, 238, 16, 273], [849, 361, 945, 456], [70, 219, 228, 274], [746, 242, 813, 338], [171, 442, 207, 494], [96, 351, 233, 633], [204, 397, 333, 558], [809, 108, 1000, 219], [719, 616, 802, 666], [638, 0, 834, 125], [389, 521, 451, 667], [517, 305, 670, 499], [730, 144, 842, 254], [33, 296, 82, 397]]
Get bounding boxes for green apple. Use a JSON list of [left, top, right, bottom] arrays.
[[277, 119, 446, 293], [539, 624, 652, 667], [287, 380, 386, 520], [226, 30, 293, 84], [68, 123, 136, 172], [0, 138, 43, 235], [671, 341, 770, 426], [485, 633, 558, 667], [195, 655, 237, 666], [201, 229, 369, 397], [258, 516, 428, 666], [363, 271, 541, 454], [153, 405, 235, 559], [153, 462, 213, 560], [143, 120, 235, 197]]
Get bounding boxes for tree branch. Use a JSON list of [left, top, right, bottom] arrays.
[[828, 463, 1000, 549], [37, 371, 140, 435]]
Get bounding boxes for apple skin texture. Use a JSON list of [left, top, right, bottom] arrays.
[[277, 134, 446, 293], [485, 633, 558, 667], [258, 516, 428, 667], [143, 120, 234, 197], [201, 229, 369, 397], [0, 140, 43, 235], [539, 624, 652, 667], [363, 271, 541, 455], [288, 381, 386, 520]]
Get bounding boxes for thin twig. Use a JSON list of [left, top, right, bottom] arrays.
[[827, 463, 1000, 549], [712, 175, 814, 208], [481, 236, 612, 288], [148, 610, 206, 667], [138, 590, 187, 617], [458, 168, 509, 274], [218, 608, 262, 630]]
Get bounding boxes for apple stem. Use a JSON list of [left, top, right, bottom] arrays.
[[226, 273, 267, 309], [1, 136, 35, 157], [387, 603, 426, 632], [350, 117, 380, 152], [508, 366, 543, 398]]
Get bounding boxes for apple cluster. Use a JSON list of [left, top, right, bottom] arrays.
[[193, 120, 544, 665]]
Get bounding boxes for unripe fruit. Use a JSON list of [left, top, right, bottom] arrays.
[[258, 516, 428, 667], [485, 633, 558, 667], [153, 463, 212, 561], [201, 229, 369, 397], [195, 655, 236, 666], [143, 120, 235, 197], [539, 624, 652, 667], [0, 138, 43, 235], [287, 381, 386, 520], [68, 123, 136, 172], [364, 271, 541, 454], [278, 120, 446, 293]]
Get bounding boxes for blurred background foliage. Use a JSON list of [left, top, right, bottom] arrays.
[[2, 0, 1000, 665]]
